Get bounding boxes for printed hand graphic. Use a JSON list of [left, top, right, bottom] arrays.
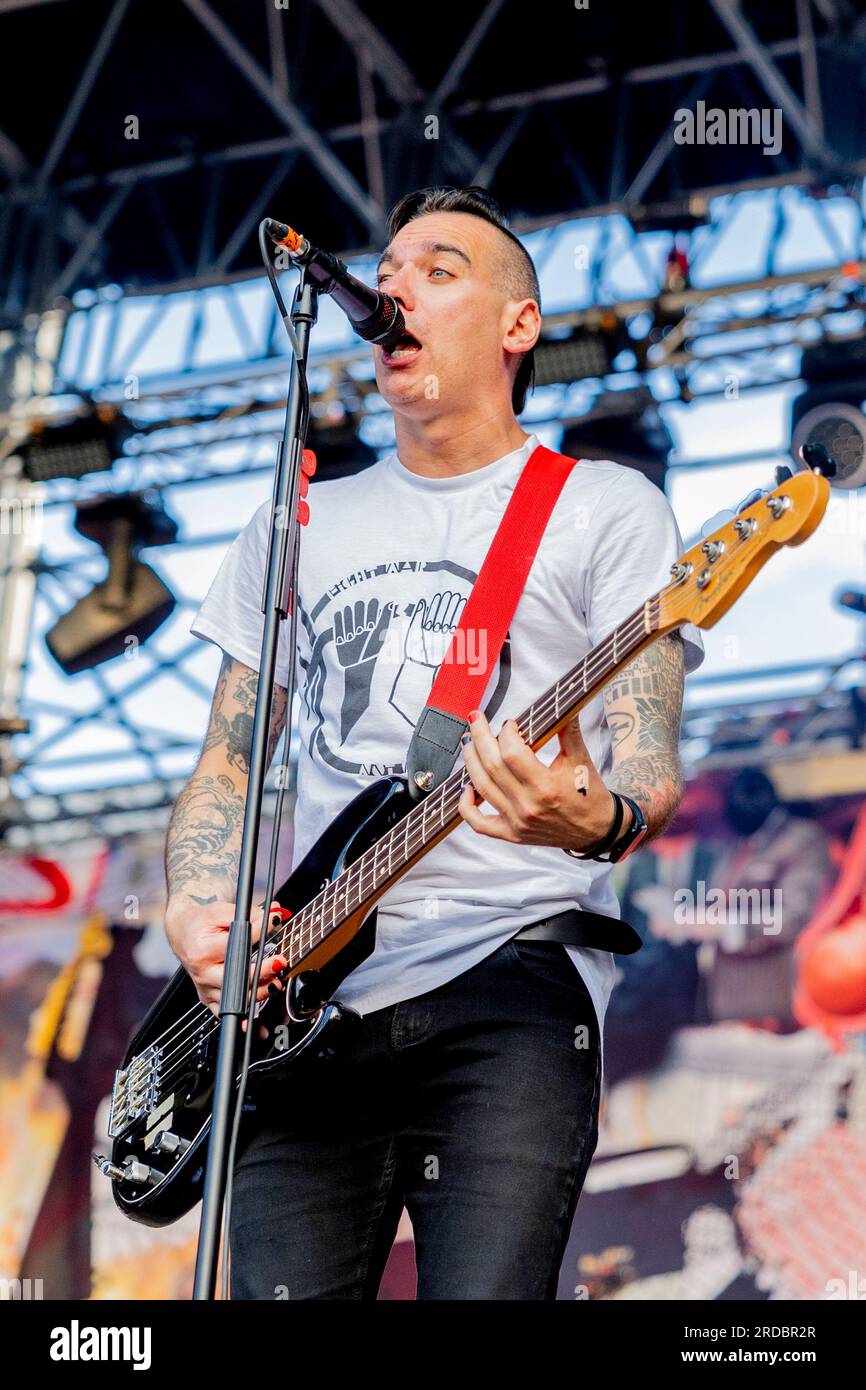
[[334, 598, 396, 743], [389, 591, 466, 724], [334, 599, 394, 669]]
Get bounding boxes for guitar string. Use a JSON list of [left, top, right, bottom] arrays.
[[130, 596, 662, 1096], [131, 561, 733, 1105], [122, 567, 720, 1100], [128, 529, 766, 1101], [126, 594, 662, 1089], [273, 597, 658, 954]]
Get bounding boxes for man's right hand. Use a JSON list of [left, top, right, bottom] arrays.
[[165, 896, 288, 1017]]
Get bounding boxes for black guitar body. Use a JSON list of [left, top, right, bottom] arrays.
[[96, 468, 830, 1231], [106, 775, 412, 1226]]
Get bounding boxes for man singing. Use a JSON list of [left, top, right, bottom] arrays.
[[165, 186, 704, 1299]]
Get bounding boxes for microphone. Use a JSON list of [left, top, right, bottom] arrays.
[[264, 219, 405, 350]]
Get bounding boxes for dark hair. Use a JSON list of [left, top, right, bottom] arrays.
[[385, 186, 540, 415]]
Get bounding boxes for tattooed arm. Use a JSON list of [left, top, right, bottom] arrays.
[[603, 630, 686, 842], [164, 654, 288, 1012], [458, 630, 686, 854], [166, 653, 287, 904]]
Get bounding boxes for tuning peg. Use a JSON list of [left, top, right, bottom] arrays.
[[798, 442, 837, 478], [775, 465, 793, 485], [736, 488, 763, 515]]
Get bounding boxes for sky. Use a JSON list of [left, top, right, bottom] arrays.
[[15, 184, 866, 797]]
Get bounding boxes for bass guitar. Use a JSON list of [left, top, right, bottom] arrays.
[[94, 467, 829, 1225]]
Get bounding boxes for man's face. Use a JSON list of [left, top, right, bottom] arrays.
[[372, 211, 536, 420]]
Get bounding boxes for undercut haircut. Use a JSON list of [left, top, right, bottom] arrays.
[[385, 186, 541, 415]]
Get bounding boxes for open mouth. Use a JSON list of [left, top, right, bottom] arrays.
[[382, 330, 423, 362]]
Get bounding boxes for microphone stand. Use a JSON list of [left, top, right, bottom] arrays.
[[193, 236, 316, 1300]]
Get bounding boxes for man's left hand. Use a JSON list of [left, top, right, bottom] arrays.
[[457, 708, 620, 851]]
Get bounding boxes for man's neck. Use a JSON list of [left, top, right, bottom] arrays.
[[393, 409, 531, 479]]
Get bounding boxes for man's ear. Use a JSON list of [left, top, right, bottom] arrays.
[[502, 298, 541, 361]]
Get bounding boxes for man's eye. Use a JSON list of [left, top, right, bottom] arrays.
[[430, 268, 450, 278], [377, 274, 390, 285]]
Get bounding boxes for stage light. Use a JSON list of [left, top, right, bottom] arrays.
[[45, 491, 178, 675], [306, 413, 377, 481], [790, 341, 866, 489], [629, 195, 710, 237], [792, 402, 866, 489], [533, 330, 615, 387], [560, 386, 673, 490], [19, 402, 133, 483]]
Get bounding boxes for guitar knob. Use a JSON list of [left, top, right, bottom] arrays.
[[120, 1157, 160, 1187], [151, 1130, 190, 1158]]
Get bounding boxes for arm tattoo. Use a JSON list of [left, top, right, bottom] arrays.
[[267, 684, 288, 766], [165, 655, 288, 902], [603, 632, 685, 840], [200, 655, 287, 772], [165, 772, 246, 900]]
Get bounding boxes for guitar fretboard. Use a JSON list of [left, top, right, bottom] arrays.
[[274, 592, 659, 967]]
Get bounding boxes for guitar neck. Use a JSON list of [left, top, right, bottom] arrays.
[[278, 591, 664, 964]]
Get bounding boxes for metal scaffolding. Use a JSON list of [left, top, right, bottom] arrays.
[[2, 0, 866, 309], [4, 1, 866, 840]]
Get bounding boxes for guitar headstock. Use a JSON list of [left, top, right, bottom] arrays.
[[657, 469, 830, 633]]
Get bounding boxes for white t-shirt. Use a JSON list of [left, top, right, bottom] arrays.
[[191, 433, 705, 1070]]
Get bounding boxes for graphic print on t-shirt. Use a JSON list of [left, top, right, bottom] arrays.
[[297, 556, 512, 778]]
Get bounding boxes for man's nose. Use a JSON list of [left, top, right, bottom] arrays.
[[382, 267, 415, 313]]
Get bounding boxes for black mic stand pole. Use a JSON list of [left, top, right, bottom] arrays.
[[193, 247, 317, 1300]]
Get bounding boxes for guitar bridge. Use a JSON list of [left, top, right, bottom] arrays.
[[108, 1045, 161, 1138]]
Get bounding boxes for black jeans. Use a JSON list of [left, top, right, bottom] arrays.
[[229, 934, 602, 1300]]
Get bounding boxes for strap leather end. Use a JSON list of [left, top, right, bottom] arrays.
[[405, 704, 469, 801]]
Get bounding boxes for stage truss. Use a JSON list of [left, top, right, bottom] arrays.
[[4, 3, 866, 839]]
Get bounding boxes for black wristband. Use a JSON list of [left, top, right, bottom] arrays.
[[562, 791, 623, 862]]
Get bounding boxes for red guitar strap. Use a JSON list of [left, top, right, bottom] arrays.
[[405, 443, 579, 799]]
